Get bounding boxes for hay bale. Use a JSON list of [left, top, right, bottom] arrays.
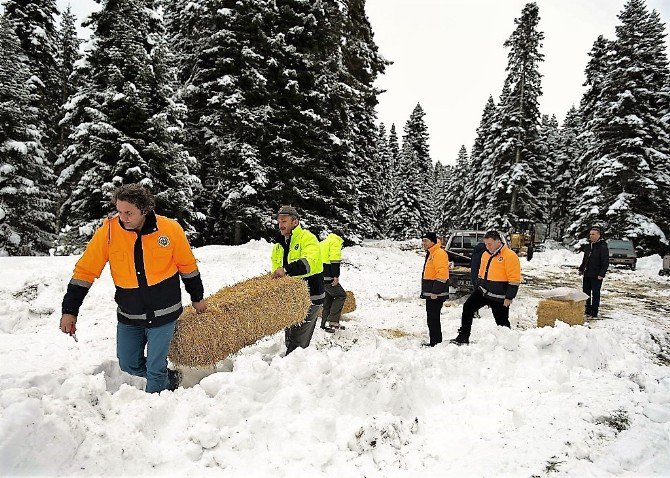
[[342, 290, 356, 315], [323, 290, 356, 319], [168, 274, 310, 367], [537, 298, 586, 327]]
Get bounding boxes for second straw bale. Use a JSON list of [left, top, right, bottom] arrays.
[[169, 274, 311, 367]]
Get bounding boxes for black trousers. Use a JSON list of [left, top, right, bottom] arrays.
[[460, 289, 510, 338], [582, 276, 603, 317], [425, 298, 445, 345], [321, 281, 347, 327], [285, 304, 322, 355]]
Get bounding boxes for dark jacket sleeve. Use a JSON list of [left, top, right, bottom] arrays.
[[62, 283, 90, 316], [330, 262, 341, 278], [284, 259, 308, 276], [598, 243, 609, 277], [181, 274, 204, 302], [471, 243, 486, 285], [579, 249, 587, 273]]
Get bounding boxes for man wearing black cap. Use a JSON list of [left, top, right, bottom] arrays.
[[578, 227, 609, 317], [420, 232, 449, 346], [270, 205, 325, 355]]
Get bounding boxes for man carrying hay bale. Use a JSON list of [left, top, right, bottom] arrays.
[[271, 206, 325, 355], [319, 229, 347, 333], [59, 184, 207, 393], [450, 230, 521, 345]]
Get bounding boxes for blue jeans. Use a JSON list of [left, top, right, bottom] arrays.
[[116, 320, 177, 393], [582, 276, 603, 317]]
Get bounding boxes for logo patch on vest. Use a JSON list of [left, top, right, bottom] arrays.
[[498, 257, 504, 262], [158, 235, 170, 247], [294, 244, 299, 250]]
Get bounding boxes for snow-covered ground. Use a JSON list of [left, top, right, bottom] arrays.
[[1, 241, 669, 477]]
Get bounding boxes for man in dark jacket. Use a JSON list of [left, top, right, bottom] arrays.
[[578, 227, 609, 318], [470, 241, 487, 288]]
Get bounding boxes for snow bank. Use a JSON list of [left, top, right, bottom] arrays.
[[0, 241, 669, 476]]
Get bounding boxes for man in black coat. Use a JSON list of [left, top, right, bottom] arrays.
[[470, 241, 487, 288], [578, 227, 609, 317]]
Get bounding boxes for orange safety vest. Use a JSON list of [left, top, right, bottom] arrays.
[[421, 241, 449, 298]]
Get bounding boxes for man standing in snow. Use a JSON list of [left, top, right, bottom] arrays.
[[578, 227, 609, 318], [271, 206, 325, 355], [319, 229, 347, 333], [470, 241, 487, 290], [420, 232, 449, 347], [59, 184, 207, 393], [450, 230, 521, 345]]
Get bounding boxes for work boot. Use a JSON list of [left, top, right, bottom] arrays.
[[449, 329, 469, 345], [167, 368, 182, 391]]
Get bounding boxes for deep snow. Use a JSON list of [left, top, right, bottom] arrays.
[[1, 241, 669, 477]]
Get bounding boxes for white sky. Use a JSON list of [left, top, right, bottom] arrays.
[[365, 0, 670, 164], [56, 0, 670, 165]]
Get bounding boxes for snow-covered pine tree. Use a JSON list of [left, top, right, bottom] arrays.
[[0, 17, 55, 255], [386, 142, 424, 240], [55, 5, 81, 165], [433, 161, 451, 234], [538, 114, 561, 238], [338, 0, 388, 239], [463, 95, 496, 229], [57, 0, 199, 253], [552, 106, 582, 240], [471, 82, 511, 231], [433, 161, 454, 235], [402, 103, 433, 231], [438, 146, 469, 232], [3, 0, 60, 163], [166, 0, 274, 245], [373, 123, 394, 235], [486, 2, 546, 231], [566, 36, 614, 244], [569, 0, 670, 253]]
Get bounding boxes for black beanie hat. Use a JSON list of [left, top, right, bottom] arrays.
[[421, 231, 438, 244]]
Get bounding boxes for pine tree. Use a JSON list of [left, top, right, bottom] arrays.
[[438, 146, 469, 232], [57, 0, 199, 252], [0, 17, 55, 255], [3, 0, 60, 161], [567, 36, 614, 243], [373, 123, 394, 234], [387, 142, 425, 240], [569, 0, 670, 253], [486, 3, 546, 231], [537, 114, 560, 237], [553, 106, 582, 240], [339, 0, 388, 239], [463, 95, 496, 228], [402, 103, 433, 231], [55, 5, 81, 166], [433, 161, 451, 234]]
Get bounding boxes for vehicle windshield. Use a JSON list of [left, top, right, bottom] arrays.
[[448, 232, 486, 250], [608, 240, 634, 250], [462, 235, 479, 248]]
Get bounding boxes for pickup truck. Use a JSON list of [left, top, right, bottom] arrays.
[[443, 230, 508, 298], [607, 239, 637, 270]]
